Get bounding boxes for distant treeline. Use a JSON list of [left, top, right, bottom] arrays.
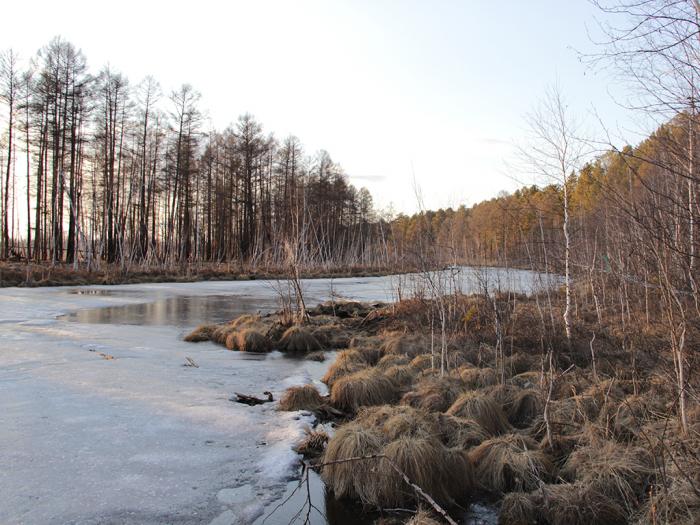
[[393, 115, 698, 289], [0, 37, 384, 270]]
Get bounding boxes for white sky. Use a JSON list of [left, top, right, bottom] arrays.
[[1, 0, 639, 214]]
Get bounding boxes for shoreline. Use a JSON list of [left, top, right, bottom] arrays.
[[0, 261, 400, 288]]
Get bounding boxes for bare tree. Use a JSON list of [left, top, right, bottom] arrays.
[[521, 85, 589, 345], [0, 49, 19, 258]]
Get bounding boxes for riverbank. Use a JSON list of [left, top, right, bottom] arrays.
[[0, 261, 399, 288], [187, 291, 700, 524], [0, 279, 394, 525]]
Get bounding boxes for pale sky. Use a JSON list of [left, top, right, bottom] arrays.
[[1, 0, 637, 214]]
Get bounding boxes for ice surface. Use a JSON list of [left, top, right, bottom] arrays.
[[0, 269, 547, 524]]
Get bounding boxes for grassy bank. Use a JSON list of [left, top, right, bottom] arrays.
[[0, 261, 397, 288], [185, 292, 699, 524]]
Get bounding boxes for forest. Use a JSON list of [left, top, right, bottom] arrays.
[[0, 38, 379, 273]]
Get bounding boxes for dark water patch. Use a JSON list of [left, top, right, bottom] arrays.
[[59, 294, 279, 327]]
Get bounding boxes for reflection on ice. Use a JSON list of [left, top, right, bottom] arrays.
[[60, 294, 279, 326]]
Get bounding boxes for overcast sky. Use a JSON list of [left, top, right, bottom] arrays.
[[1, 0, 639, 214]]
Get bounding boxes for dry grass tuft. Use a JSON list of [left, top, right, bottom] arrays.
[[279, 325, 322, 353], [401, 375, 465, 413], [226, 328, 273, 352], [294, 429, 329, 458], [211, 324, 237, 345], [378, 437, 459, 506], [384, 364, 416, 388], [504, 353, 539, 376], [381, 333, 427, 357], [507, 389, 543, 428], [560, 440, 654, 511], [468, 433, 553, 493], [459, 366, 499, 388], [183, 324, 216, 342], [409, 354, 435, 372], [376, 353, 411, 370], [321, 349, 371, 386], [446, 391, 511, 436], [321, 423, 384, 504], [330, 369, 398, 413], [440, 415, 490, 449], [510, 371, 542, 390], [305, 350, 326, 362], [230, 314, 261, 329], [499, 491, 539, 525], [537, 482, 628, 525], [278, 384, 324, 411], [358, 405, 441, 442], [406, 509, 442, 525]]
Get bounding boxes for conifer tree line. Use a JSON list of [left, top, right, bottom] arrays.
[[0, 37, 382, 269]]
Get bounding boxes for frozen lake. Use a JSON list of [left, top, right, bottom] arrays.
[[0, 268, 554, 524]]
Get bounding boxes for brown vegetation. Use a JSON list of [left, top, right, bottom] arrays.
[[225, 328, 273, 352], [468, 433, 553, 493], [278, 385, 324, 411], [330, 369, 398, 413], [279, 325, 322, 353], [183, 324, 216, 342], [183, 289, 698, 525]]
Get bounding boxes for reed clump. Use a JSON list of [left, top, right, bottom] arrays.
[[384, 364, 416, 388], [401, 375, 465, 413], [294, 429, 329, 458], [330, 369, 398, 413], [469, 433, 553, 493], [278, 384, 325, 411], [279, 325, 322, 353], [560, 440, 654, 511], [321, 349, 371, 386], [183, 324, 217, 342], [446, 391, 511, 436], [225, 327, 273, 352], [321, 423, 384, 503], [381, 333, 427, 358]]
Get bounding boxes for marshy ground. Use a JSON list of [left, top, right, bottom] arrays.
[[187, 292, 700, 525]]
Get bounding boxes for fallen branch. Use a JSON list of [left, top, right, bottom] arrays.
[[231, 391, 274, 406]]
